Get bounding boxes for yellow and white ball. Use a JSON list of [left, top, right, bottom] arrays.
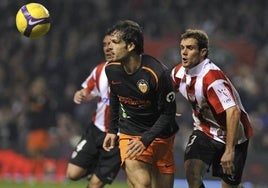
[[16, 3, 51, 38]]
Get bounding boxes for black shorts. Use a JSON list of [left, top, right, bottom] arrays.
[[184, 130, 249, 185], [69, 122, 121, 184]]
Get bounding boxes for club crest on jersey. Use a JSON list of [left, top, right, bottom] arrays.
[[137, 79, 149, 93]]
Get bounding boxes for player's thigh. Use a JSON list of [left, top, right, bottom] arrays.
[[184, 158, 208, 177], [184, 130, 215, 176], [69, 134, 98, 172], [95, 147, 121, 184], [184, 130, 216, 164], [153, 135, 176, 174], [119, 133, 153, 165], [66, 163, 87, 179], [124, 159, 152, 186], [151, 170, 174, 188]]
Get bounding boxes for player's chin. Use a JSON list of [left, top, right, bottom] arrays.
[[106, 56, 113, 62], [182, 61, 189, 68], [182, 61, 195, 69]]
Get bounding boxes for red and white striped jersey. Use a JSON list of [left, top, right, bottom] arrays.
[[82, 62, 110, 132], [171, 59, 253, 144]]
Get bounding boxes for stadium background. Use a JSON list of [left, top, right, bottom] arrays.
[[0, 0, 268, 187]]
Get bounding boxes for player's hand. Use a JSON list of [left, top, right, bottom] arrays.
[[103, 133, 117, 151], [126, 139, 146, 159], [73, 89, 87, 104], [220, 150, 235, 176]]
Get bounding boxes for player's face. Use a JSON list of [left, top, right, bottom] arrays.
[[103, 35, 112, 62], [180, 38, 205, 69], [108, 31, 131, 62]]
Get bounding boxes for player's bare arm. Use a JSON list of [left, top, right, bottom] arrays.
[[221, 105, 241, 175], [73, 88, 94, 104], [103, 133, 117, 151]]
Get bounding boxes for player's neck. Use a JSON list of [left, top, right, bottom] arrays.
[[123, 54, 141, 74]]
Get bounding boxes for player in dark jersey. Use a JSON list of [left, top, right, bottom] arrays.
[[102, 20, 179, 188]]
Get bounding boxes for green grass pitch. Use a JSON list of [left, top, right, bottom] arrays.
[[0, 180, 129, 188]]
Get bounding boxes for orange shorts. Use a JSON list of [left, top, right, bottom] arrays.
[[119, 133, 176, 174], [27, 129, 50, 152]]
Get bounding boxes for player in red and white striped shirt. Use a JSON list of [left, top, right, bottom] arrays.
[[171, 29, 253, 188], [66, 35, 120, 188]]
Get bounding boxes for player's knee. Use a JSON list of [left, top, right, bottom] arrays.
[[88, 175, 104, 188], [185, 168, 198, 180], [185, 168, 203, 187], [185, 162, 203, 183], [66, 170, 81, 181]]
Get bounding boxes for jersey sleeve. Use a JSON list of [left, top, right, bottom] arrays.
[[140, 70, 178, 147], [81, 67, 99, 97], [107, 90, 120, 134], [206, 79, 237, 114]]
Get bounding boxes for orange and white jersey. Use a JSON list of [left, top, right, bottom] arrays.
[[171, 59, 253, 144], [82, 62, 110, 132]]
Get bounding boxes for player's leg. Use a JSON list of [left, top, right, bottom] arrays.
[[87, 174, 104, 188], [66, 124, 98, 182], [184, 130, 215, 188], [126, 177, 134, 188], [184, 159, 207, 188], [218, 141, 249, 188], [151, 170, 174, 188], [119, 133, 154, 188], [66, 163, 88, 180], [66, 136, 91, 180], [221, 181, 244, 188], [152, 135, 176, 188], [90, 127, 121, 188], [151, 168, 157, 188], [125, 159, 152, 188]]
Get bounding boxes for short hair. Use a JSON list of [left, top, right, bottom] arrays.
[[106, 20, 144, 55], [181, 29, 209, 58]]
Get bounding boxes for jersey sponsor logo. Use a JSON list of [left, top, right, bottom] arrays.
[[214, 86, 232, 104], [223, 98, 232, 104], [111, 80, 122, 85], [118, 95, 150, 106], [29, 18, 45, 25], [217, 88, 229, 97], [164, 164, 173, 168], [137, 79, 149, 94], [102, 97, 109, 104]]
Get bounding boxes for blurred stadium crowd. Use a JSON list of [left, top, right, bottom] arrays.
[[0, 0, 268, 184]]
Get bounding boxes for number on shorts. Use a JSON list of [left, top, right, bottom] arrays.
[[187, 135, 197, 147], [76, 140, 87, 152]]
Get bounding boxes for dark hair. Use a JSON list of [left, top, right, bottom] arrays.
[[181, 29, 209, 58], [106, 20, 144, 55]]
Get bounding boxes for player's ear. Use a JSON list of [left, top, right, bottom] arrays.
[[200, 48, 207, 57], [127, 42, 135, 52]]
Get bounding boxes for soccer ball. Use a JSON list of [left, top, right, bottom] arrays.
[[15, 3, 51, 38]]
